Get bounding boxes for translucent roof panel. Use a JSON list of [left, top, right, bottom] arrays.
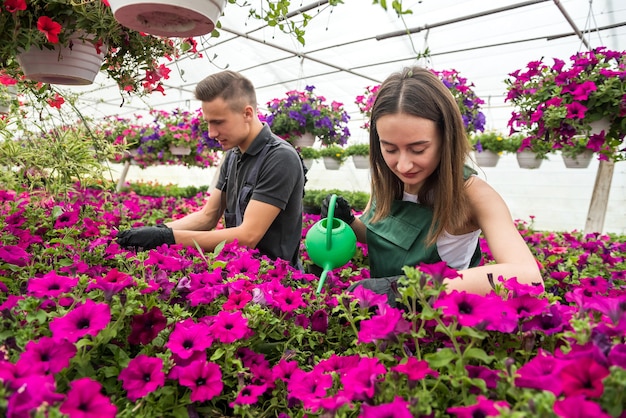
[[65, 0, 625, 143]]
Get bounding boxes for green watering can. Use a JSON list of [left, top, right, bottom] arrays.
[[305, 194, 357, 294]]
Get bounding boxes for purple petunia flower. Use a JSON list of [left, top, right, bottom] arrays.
[[128, 306, 168, 345], [0, 245, 31, 267]]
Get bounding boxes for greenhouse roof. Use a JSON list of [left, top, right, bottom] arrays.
[[66, 0, 626, 143]]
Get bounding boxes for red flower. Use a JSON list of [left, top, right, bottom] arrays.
[[4, 0, 26, 12], [47, 93, 65, 109], [36, 16, 62, 44]]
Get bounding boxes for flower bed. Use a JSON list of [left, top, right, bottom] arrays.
[[1, 186, 625, 417]]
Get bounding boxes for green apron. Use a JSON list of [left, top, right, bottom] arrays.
[[361, 166, 482, 278]]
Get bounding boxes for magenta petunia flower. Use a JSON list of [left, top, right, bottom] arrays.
[[208, 310, 251, 344], [128, 306, 168, 345], [608, 343, 626, 369], [54, 209, 80, 229], [177, 359, 223, 402], [515, 349, 567, 395], [560, 356, 610, 398], [165, 320, 213, 359], [59, 377, 117, 418], [272, 359, 299, 382], [466, 365, 499, 390], [553, 394, 611, 418], [434, 291, 497, 327], [119, 355, 165, 401], [0, 244, 31, 267], [419, 261, 461, 285], [358, 304, 411, 343], [447, 395, 509, 417], [222, 290, 253, 310], [87, 268, 136, 298], [49, 299, 111, 343], [360, 396, 414, 418], [6, 374, 64, 418], [271, 286, 306, 313], [230, 383, 268, 407], [18, 336, 77, 374], [349, 285, 388, 309], [287, 368, 333, 412], [341, 356, 386, 402], [226, 252, 261, 278], [27, 270, 79, 298], [391, 357, 438, 381]]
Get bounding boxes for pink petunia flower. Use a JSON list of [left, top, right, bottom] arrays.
[[391, 357, 438, 381], [358, 304, 411, 343], [515, 349, 567, 395]]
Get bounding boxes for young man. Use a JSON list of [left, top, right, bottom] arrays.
[[116, 71, 306, 267]]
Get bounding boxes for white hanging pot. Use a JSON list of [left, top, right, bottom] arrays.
[[16, 35, 105, 85], [292, 132, 315, 148], [109, 0, 227, 37], [474, 150, 500, 167]]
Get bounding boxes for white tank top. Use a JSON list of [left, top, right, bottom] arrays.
[[403, 192, 481, 270]]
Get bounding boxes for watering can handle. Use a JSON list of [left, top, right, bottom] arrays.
[[326, 194, 337, 250]]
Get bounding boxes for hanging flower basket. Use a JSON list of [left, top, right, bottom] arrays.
[[16, 35, 105, 85], [169, 145, 192, 156], [351, 155, 370, 170], [474, 150, 500, 167], [322, 156, 341, 170], [109, 0, 227, 37], [293, 132, 315, 148], [516, 150, 543, 169], [562, 149, 594, 169]]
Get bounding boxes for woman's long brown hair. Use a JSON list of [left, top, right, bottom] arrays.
[[368, 66, 472, 246]]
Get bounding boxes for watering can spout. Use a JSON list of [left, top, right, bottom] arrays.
[[304, 194, 357, 294]]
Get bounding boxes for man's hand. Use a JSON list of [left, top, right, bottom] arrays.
[[116, 225, 175, 250], [321, 194, 355, 225]]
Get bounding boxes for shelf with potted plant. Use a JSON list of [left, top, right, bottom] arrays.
[[0, 0, 199, 93], [505, 46, 626, 164], [100, 108, 222, 169], [469, 131, 508, 167], [345, 143, 370, 169], [264, 85, 351, 148], [319, 145, 348, 170]]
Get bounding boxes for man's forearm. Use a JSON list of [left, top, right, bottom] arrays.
[[172, 228, 243, 252], [166, 210, 218, 231]]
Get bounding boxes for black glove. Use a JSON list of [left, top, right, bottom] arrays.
[[320, 194, 355, 225], [116, 225, 175, 250]]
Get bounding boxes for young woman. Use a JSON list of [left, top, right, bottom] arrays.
[[324, 66, 543, 299]]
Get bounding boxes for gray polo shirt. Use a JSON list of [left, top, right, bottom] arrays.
[[216, 124, 304, 266]]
